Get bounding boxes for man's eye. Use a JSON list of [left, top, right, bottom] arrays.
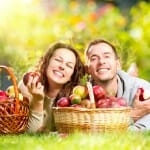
[[90, 57, 97, 61], [105, 55, 112, 59]]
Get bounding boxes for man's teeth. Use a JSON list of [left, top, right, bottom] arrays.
[[97, 68, 108, 72]]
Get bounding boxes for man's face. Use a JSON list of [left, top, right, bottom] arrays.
[[86, 42, 120, 83]]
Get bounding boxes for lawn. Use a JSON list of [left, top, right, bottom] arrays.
[[0, 131, 150, 150]]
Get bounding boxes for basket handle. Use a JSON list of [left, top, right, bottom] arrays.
[[87, 81, 96, 108], [0, 65, 19, 113]]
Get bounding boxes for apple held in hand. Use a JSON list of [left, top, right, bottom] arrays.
[[69, 94, 81, 105], [139, 88, 144, 101], [23, 72, 40, 86], [56, 97, 70, 107], [72, 85, 88, 99], [139, 88, 150, 101], [92, 85, 106, 101], [0, 90, 8, 101]]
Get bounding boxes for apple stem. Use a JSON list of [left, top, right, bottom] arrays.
[[86, 82, 95, 108]]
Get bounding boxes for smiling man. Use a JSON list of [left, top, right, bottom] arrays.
[[85, 39, 150, 131]]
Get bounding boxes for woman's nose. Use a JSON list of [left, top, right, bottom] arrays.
[[58, 63, 65, 70]]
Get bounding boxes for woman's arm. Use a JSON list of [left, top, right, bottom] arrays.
[[18, 79, 45, 132]]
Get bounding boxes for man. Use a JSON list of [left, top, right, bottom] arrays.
[[85, 39, 150, 131]]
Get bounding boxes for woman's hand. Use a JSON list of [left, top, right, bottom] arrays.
[[131, 88, 150, 122], [19, 72, 44, 112], [26, 74, 44, 102]]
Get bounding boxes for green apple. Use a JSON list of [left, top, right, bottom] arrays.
[[72, 85, 88, 99], [6, 85, 24, 101], [69, 94, 82, 104]]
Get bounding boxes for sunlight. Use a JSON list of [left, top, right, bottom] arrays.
[[0, 0, 32, 15], [0, 0, 12, 13]]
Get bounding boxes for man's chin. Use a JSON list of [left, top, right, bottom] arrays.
[[94, 74, 112, 82]]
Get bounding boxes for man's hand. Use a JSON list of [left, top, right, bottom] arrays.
[[131, 88, 150, 122]]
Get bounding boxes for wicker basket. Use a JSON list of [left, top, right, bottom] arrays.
[[0, 65, 29, 134], [53, 106, 131, 133]]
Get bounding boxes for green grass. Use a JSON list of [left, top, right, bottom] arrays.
[[0, 131, 150, 150]]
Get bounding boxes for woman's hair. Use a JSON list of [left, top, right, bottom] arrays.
[[84, 39, 119, 63], [38, 42, 85, 101]]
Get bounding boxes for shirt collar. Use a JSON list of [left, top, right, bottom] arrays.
[[117, 74, 124, 97]]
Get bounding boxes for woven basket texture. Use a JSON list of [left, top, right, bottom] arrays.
[[53, 107, 131, 133], [0, 65, 29, 134]]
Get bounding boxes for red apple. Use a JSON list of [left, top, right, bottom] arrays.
[[139, 88, 150, 101], [0, 90, 8, 101], [96, 98, 112, 108], [23, 72, 40, 86], [117, 97, 127, 107], [139, 87, 144, 101], [109, 96, 117, 102], [81, 99, 91, 109], [56, 97, 70, 107], [69, 94, 81, 104], [93, 85, 106, 101], [111, 102, 122, 108], [72, 85, 88, 99]]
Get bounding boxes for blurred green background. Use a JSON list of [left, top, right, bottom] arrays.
[[0, 0, 149, 82]]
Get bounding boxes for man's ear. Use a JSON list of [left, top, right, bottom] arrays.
[[117, 59, 121, 70]]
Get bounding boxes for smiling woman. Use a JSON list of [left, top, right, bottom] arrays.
[[18, 42, 85, 133]]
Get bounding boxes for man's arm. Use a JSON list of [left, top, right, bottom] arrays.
[[129, 88, 150, 131], [131, 88, 150, 122]]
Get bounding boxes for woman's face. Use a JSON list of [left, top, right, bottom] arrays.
[[46, 48, 76, 86]]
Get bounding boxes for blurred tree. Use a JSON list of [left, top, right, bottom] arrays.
[[0, 0, 149, 81]]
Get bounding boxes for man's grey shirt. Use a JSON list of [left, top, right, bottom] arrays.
[[117, 70, 150, 130]]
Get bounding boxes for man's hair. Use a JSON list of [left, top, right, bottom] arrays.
[[84, 39, 119, 63]]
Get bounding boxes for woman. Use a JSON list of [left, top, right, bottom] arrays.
[[19, 42, 85, 133]]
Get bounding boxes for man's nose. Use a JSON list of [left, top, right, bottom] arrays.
[[98, 58, 105, 64]]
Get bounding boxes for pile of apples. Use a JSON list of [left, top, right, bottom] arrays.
[[0, 85, 24, 102], [56, 85, 128, 108]]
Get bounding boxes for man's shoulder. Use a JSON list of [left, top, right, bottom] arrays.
[[117, 70, 133, 80], [117, 70, 150, 87]]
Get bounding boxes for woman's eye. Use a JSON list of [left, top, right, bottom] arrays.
[[67, 64, 73, 69], [55, 58, 62, 62]]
